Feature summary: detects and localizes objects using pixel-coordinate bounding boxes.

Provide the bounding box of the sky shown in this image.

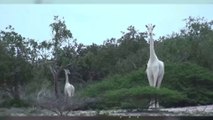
[0,4,213,45]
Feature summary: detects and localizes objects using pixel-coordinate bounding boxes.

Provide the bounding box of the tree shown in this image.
[47,16,78,98]
[0,25,32,100]
[157,16,213,70]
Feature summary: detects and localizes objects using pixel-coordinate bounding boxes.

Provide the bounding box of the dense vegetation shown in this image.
[81,63,213,109]
[0,16,212,109]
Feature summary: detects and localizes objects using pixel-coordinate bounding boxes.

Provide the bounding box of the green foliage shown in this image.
[0,25,33,100]
[80,63,213,109]
[1,16,213,110]
[104,87,186,108]
[82,68,147,97]
[163,62,213,106]
[157,17,213,70]
[0,99,29,108]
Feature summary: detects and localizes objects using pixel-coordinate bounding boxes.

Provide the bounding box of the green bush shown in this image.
[80,63,213,109]
[81,69,147,98]
[103,86,186,109]
[163,62,213,106]
[0,99,29,108]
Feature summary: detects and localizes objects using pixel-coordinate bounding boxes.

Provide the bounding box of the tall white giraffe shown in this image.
[145,24,164,109]
[64,69,75,97]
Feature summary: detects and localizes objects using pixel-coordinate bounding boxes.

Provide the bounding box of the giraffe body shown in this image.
[145,24,164,108]
[64,69,75,97]
[146,57,164,88]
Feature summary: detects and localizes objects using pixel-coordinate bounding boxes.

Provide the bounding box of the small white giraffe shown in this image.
[64,69,75,97]
[145,24,164,109]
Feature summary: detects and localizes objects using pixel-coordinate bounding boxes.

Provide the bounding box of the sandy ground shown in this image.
[161,105,213,113]
[159,104,213,116]
[0,105,212,116]
[71,105,213,116]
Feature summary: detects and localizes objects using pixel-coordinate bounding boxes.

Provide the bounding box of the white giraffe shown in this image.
[64,69,75,97]
[145,24,164,109]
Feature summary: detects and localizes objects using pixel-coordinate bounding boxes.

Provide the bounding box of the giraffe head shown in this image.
[64,69,70,75]
[145,24,155,36]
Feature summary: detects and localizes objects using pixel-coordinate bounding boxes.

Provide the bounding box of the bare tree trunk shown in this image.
[50,66,62,98]
[53,72,59,98]
[13,84,20,100]
[13,73,20,100]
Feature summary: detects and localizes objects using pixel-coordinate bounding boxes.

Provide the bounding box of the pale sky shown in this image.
[0,4,213,45]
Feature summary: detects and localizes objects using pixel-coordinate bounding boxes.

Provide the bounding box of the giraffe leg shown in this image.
[156,62,164,88]
[153,68,160,109]
[153,68,160,88]
[149,98,155,109]
[153,97,159,108]
[155,62,164,108]
[147,70,156,109]
[146,69,154,87]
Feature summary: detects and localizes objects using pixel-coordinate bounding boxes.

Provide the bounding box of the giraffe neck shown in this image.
[149,35,158,61]
[65,73,69,84]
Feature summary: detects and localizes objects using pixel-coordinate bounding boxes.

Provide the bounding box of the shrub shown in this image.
[0,99,29,108]
[80,63,213,109]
